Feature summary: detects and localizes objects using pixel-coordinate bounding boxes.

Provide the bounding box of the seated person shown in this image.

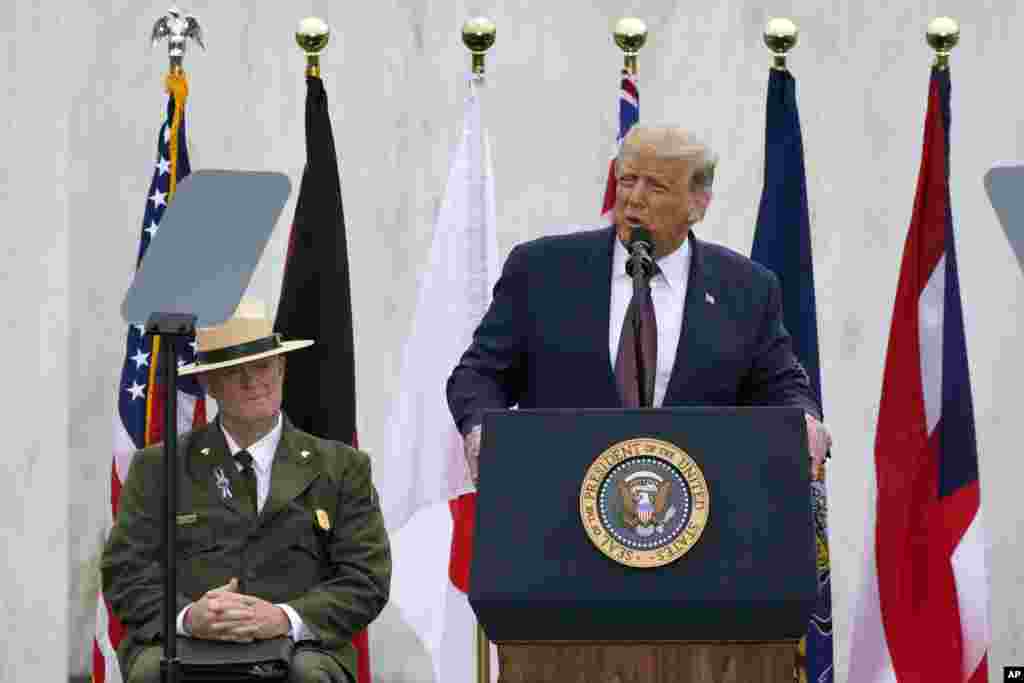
[102,300,390,683]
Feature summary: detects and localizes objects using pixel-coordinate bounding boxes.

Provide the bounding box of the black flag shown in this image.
[275,76,357,446]
[275,74,371,683]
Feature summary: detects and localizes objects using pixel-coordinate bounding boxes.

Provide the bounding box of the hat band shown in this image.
[197,334,282,367]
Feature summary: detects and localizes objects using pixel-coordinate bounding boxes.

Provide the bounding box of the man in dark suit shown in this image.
[447,125,831,479]
[102,300,390,683]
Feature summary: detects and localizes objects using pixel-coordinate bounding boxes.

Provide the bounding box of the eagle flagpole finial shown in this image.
[151,6,205,75]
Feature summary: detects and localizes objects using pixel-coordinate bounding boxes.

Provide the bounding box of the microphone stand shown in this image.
[625,230,655,409]
[145,312,197,683]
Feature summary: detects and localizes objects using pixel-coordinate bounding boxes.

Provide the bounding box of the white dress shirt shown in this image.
[178,413,312,641]
[221,414,282,515]
[609,237,691,407]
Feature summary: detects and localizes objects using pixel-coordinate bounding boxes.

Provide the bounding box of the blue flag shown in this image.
[751,68,833,683]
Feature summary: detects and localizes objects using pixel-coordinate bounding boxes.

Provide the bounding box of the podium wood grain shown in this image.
[496,642,797,683]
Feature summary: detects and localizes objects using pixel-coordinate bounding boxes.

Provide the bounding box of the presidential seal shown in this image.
[579,438,709,568]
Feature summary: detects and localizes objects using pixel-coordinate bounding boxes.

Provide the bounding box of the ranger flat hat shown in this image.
[178,298,313,376]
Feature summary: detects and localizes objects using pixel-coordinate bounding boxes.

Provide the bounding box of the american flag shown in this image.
[600,69,639,219]
[92,74,207,683]
[848,66,989,682]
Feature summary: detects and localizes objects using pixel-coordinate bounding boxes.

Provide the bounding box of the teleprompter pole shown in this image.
[146,312,197,683]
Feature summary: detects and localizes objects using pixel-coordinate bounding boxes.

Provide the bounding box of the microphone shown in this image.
[625,224,655,279]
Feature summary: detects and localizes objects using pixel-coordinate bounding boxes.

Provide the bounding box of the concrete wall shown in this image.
[2,0,1021,681]
[1,2,90,680]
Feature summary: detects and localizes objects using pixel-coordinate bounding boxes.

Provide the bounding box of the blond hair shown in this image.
[617,125,717,192]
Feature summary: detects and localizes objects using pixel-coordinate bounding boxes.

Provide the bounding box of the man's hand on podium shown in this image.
[463,425,482,486]
[804,413,832,482]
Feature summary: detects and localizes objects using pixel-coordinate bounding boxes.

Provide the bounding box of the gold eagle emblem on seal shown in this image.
[579,437,710,568]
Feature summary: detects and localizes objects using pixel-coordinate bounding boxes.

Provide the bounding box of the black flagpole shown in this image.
[147,312,196,683]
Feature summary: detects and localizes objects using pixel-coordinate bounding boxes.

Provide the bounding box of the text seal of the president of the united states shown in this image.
[579,437,710,568]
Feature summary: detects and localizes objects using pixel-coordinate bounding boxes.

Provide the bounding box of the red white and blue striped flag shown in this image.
[600,69,639,219]
[848,66,989,683]
[92,73,207,683]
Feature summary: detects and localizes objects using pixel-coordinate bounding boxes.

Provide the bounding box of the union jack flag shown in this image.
[92,74,207,683]
[600,69,639,219]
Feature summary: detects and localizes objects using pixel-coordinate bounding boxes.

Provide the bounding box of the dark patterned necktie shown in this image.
[234,450,258,517]
[615,270,659,408]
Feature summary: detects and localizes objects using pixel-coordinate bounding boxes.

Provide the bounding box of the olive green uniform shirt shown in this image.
[101,417,391,680]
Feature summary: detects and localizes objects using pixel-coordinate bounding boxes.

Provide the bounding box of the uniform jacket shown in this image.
[447,226,820,430]
[101,416,391,680]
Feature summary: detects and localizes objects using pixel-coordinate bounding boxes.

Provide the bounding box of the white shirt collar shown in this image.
[220,413,283,475]
[612,233,692,293]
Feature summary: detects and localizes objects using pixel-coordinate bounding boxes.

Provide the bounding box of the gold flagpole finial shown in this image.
[463,17,496,75]
[296,17,330,78]
[151,7,205,76]
[764,18,798,71]
[613,17,647,75]
[927,17,959,70]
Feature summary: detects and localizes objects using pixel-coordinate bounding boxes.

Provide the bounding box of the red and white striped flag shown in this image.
[848,65,989,683]
[376,73,499,682]
[92,73,208,683]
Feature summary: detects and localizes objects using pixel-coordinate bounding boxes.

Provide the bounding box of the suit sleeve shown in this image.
[287,449,391,642]
[739,269,821,418]
[447,243,530,434]
[101,450,192,642]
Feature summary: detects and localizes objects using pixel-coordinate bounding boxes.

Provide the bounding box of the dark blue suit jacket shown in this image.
[447,226,819,433]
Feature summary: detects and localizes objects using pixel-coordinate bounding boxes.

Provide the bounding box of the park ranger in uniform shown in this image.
[102,300,391,683]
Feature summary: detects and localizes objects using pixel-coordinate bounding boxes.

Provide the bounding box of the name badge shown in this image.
[315,509,331,531]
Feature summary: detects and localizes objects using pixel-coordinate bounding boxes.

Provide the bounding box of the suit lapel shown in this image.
[580,226,622,405]
[186,422,247,517]
[664,233,712,405]
[258,420,319,527]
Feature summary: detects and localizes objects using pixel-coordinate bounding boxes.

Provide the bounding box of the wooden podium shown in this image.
[469,408,815,683]
[496,642,795,683]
